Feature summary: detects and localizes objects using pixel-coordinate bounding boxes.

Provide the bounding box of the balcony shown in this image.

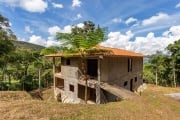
[78,76,98,88]
[55,66,61,73]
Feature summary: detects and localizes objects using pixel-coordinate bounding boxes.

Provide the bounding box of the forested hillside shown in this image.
[12,40,44,50]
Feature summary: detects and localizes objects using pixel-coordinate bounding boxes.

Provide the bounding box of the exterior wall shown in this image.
[55,57,83,103]
[54,56,143,103]
[100,57,143,91]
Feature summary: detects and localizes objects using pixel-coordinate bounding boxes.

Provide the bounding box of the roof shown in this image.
[45,45,144,57]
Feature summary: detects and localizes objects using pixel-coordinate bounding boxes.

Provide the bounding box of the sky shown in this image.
[0,0,180,55]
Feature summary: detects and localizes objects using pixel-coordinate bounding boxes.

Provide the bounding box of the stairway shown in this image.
[100,82,138,100]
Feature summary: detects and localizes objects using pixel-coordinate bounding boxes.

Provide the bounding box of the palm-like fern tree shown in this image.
[56,21,107,103]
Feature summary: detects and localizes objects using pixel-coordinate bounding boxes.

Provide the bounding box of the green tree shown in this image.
[56,21,107,103]
[167,40,180,87]
[143,52,172,86]
[0,14,16,89]
[33,60,43,90]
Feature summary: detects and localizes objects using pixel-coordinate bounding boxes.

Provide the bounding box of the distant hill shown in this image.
[12,41,45,50]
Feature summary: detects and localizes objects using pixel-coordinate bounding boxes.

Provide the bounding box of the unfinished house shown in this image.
[46,46,144,104]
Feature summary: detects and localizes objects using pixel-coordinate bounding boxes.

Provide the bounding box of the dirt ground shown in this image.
[0,85,180,120]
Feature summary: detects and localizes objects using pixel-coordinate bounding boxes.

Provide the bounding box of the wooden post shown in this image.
[85,78,88,104]
[53,57,56,99]
[96,58,101,104]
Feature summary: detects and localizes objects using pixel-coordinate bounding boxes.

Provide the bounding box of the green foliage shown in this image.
[56,21,107,55]
[0,14,15,56]
[143,63,155,84]
[0,40,15,55]
[144,40,180,87]
[40,46,62,55]
[167,39,180,86]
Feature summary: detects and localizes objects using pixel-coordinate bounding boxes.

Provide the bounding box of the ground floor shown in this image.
[54,77,138,104]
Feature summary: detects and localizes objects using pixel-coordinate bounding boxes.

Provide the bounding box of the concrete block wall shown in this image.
[100,57,143,91]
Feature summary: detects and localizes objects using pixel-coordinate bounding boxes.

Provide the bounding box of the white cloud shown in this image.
[46,36,60,47]
[25,26,33,33]
[63,25,72,33]
[48,26,61,36]
[101,25,180,55]
[52,2,63,8]
[142,13,169,26]
[162,25,180,37]
[29,35,46,46]
[45,23,84,47]
[0,0,48,13]
[26,35,60,47]
[101,31,134,50]
[130,12,180,35]
[175,3,180,8]
[73,13,82,20]
[72,0,81,7]
[48,25,71,36]
[77,23,84,28]
[9,22,12,27]
[112,18,122,23]
[125,17,138,25]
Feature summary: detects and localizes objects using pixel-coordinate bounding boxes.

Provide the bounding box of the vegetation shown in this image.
[143,40,180,87]
[0,14,53,91]
[0,84,179,120]
[12,40,44,50]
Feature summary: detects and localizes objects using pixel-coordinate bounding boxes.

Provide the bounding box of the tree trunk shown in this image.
[173,60,176,87]
[155,68,158,86]
[8,73,11,91]
[39,69,41,90]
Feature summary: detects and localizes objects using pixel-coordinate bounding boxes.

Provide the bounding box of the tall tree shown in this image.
[167,40,180,87]
[56,21,108,103]
[148,51,163,85]
[0,14,16,89]
[33,60,43,90]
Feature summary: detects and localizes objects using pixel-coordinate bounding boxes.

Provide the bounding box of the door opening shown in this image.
[87,59,98,79]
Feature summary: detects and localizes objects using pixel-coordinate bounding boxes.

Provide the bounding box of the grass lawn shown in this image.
[0,84,180,120]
